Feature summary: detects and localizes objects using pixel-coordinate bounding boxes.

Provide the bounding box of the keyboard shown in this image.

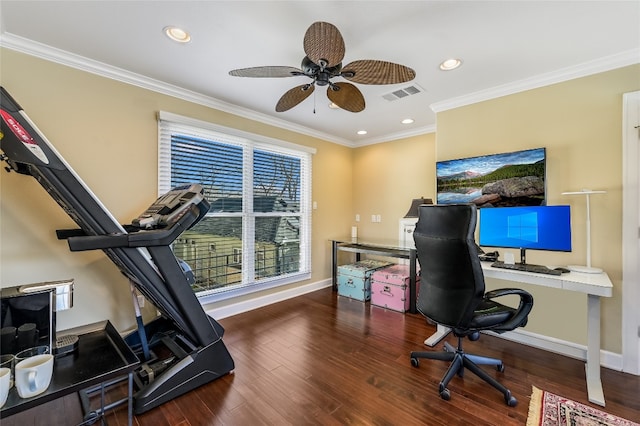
[490,261,561,276]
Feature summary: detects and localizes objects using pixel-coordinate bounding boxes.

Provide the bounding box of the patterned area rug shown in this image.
[527,386,639,426]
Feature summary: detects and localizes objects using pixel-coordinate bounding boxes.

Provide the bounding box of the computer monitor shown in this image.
[479,205,572,265]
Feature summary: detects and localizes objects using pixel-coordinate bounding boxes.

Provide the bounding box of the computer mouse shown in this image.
[554,267,571,274]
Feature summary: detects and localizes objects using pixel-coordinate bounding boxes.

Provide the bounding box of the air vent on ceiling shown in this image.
[382,84,424,102]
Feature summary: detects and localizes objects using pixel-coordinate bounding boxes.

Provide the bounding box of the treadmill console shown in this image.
[133,184,207,229]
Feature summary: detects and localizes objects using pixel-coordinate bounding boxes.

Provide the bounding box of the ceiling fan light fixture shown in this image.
[402,118,414,124]
[229,21,415,113]
[164,26,191,43]
[439,58,462,71]
[328,102,340,109]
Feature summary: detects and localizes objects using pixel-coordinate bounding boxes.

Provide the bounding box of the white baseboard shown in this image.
[488,328,623,371]
[205,280,623,372]
[205,279,332,320]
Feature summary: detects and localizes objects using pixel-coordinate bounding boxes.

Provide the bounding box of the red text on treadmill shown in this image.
[0,109,36,145]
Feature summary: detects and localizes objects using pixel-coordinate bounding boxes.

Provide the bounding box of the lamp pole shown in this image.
[562,189,606,273]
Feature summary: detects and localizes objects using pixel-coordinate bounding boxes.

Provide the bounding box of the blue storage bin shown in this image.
[337,260,393,302]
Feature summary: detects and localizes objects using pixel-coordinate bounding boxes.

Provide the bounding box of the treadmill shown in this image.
[0,87,234,414]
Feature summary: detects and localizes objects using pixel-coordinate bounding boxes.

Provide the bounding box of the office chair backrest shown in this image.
[413,204,485,329]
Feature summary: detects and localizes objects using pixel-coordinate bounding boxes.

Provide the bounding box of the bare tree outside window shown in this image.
[168,135,305,295]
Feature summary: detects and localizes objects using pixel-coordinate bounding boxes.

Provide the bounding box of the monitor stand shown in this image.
[517,248,551,270]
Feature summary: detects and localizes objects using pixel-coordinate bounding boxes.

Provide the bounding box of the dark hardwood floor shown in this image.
[5,287,640,425]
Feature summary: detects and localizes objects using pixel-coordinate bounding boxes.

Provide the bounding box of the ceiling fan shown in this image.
[229,21,416,113]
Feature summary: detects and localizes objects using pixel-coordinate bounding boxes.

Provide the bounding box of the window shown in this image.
[158,112,314,302]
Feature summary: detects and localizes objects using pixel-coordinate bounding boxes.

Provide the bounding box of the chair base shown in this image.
[410,341,518,406]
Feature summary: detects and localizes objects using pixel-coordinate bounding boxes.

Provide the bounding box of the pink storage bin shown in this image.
[371,264,420,313]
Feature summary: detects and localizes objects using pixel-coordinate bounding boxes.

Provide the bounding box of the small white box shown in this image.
[504,252,515,265]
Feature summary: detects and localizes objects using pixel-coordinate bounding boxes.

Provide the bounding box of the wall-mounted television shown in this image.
[436,147,546,207]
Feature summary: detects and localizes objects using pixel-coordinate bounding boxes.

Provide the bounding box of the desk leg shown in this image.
[409,248,417,314]
[424,324,451,347]
[586,294,605,406]
[331,240,338,291]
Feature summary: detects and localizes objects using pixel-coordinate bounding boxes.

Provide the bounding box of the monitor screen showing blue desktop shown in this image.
[479,205,572,252]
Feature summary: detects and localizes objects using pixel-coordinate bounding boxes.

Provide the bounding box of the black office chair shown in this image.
[409,204,533,406]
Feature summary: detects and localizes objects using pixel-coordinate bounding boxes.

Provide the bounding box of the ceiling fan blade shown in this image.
[327,82,365,113]
[341,60,416,85]
[276,84,315,112]
[303,22,345,68]
[229,66,303,78]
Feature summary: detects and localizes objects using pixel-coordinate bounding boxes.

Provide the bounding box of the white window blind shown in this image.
[158,112,313,302]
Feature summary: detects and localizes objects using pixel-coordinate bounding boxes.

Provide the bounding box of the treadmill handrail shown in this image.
[66,204,201,252]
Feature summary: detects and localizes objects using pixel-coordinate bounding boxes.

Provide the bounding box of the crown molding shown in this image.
[3,32,637,147]
[355,124,436,147]
[430,49,640,113]
[0,32,357,147]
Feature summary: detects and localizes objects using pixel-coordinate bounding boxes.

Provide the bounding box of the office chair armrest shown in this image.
[483,288,534,332]
[484,288,531,300]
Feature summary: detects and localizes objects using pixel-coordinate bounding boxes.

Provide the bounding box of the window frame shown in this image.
[158,111,314,303]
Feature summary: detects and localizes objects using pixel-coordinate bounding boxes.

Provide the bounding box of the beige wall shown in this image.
[350,65,639,353]
[437,65,640,352]
[2,47,638,354]
[351,134,436,240]
[0,49,353,332]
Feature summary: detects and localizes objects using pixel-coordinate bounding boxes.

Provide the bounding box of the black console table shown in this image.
[1,320,139,425]
[331,238,418,313]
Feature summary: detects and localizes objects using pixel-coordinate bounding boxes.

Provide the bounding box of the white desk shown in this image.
[423,263,613,406]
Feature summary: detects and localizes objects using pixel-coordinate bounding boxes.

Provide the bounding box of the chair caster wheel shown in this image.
[410,357,419,367]
[439,388,451,400]
[504,391,517,406]
[496,363,505,372]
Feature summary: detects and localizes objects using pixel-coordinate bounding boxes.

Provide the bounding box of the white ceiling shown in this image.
[1,1,638,146]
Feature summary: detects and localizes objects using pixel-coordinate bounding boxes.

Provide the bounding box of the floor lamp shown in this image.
[562,189,606,274]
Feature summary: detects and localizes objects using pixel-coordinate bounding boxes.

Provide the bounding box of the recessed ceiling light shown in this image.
[439,58,462,71]
[357,130,367,135]
[402,118,414,124]
[164,26,191,43]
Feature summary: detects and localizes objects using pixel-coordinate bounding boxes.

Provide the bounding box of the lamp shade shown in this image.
[404,197,433,218]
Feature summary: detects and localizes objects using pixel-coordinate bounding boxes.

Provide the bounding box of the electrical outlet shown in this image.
[355,214,360,222]
[376,214,381,222]
[371,214,376,223]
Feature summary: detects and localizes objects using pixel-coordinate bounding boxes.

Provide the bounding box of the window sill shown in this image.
[196,271,312,305]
